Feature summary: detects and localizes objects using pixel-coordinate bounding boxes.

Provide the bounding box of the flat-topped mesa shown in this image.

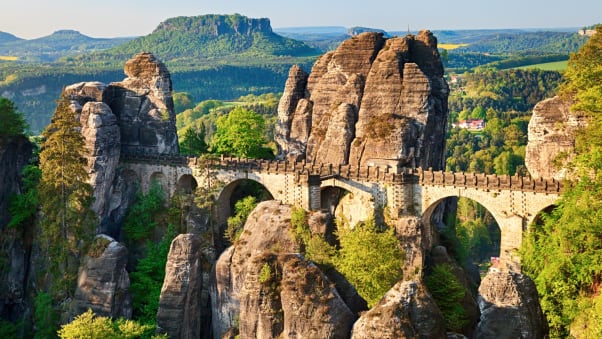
[275,30,448,170]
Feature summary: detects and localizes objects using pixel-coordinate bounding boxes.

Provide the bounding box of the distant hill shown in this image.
[75,14,319,67]
[0,30,133,62]
[275,26,388,52]
[455,31,587,54]
[0,14,320,133]
[0,31,22,44]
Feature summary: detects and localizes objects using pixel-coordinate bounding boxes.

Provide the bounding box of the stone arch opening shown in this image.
[176,174,198,194]
[215,179,274,247]
[149,172,167,194]
[422,195,503,336]
[423,196,502,275]
[320,180,374,227]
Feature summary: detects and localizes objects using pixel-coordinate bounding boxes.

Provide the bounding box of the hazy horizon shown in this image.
[3,0,601,39]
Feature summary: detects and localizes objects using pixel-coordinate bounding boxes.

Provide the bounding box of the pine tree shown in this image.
[0,97,27,140]
[38,95,94,298]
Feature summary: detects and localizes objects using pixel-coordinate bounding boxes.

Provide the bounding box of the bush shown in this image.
[58,309,162,339]
[425,264,469,332]
[225,196,257,243]
[333,219,403,307]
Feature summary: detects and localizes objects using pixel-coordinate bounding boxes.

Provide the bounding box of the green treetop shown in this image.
[211,106,272,158]
[0,97,27,140]
[38,94,94,298]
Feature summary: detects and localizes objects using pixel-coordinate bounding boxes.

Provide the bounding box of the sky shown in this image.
[2,0,601,39]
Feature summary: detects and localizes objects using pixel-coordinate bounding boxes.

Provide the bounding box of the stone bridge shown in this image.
[120,153,563,272]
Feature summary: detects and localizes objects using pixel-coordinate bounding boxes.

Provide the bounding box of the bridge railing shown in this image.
[418,168,563,194]
[119,152,563,194]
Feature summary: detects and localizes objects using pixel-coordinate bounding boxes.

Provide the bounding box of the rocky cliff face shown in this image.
[73,235,132,319]
[476,271,548,339]
[351,281,446,339]
[0,136,32,321]
[211,201,356,339]
[525,96,587,179]
[62,52,179,235]
[276,31,448,169]
[0,136,33,231]
[156,234,207,339]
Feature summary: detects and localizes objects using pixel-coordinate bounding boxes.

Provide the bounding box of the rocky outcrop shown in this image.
[0,135,32,321]
[276,31,448,170]
[108,52,179,155]
[211,201,356,339]
[61,53,179,235]
[351,281,446,339]
[475,271,548,339]
[525,96,587,179]
[156,234,206,339]
[73,235,132,319]
[0,135,33,231]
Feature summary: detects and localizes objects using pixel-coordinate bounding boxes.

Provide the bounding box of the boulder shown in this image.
[525,96,587,179]
[276,31,448,170]
[475,271,548,339]
[156,234,206,339]
[73,235,132,319]
[351,280,446,339]
[211,200,356,339]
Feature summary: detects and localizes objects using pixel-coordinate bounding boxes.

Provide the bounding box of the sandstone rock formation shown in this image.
[61,52,179,235]
[525,96,587,179]
[351,281,446,339]
[73,235,132,319]
[0,135,32,321]
[475,271,548,339]
[0,135,32,231]
[211,200,356,338]
[156,234,206,339]
[276,31,448,170]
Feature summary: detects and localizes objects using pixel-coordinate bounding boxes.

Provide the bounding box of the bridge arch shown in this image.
[215,178,275,227]
[320,178,376,227]
[177,174,198,194]
[149,171,167,194]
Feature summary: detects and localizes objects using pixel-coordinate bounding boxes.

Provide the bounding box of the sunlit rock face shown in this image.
[525,96,587,179]
[211,201,356,339]
[276,31,448,170]
[73,235,132,319]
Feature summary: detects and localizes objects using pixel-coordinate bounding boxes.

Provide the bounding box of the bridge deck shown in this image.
[120,152,564,194]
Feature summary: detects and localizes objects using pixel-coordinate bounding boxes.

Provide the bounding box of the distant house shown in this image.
[452,119,485,130]
[579,29,596,37]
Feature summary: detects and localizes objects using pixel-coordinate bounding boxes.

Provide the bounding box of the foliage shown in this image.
[0,97,27,139]
[173,92,195,114]
[38,94,94,298]
[123,181,165,241]
[129,224,177,325]
[446,68,560,175]
[259,263,272,284]
[57,309,161,339]
[0,319,19,338]
[225,196,258,244]
[333,218,403,307]
[8,164,41,228]
[179,125,208,156]
[521,26,602,338]
[290,208,336,266]
[425,264,469,332]
[211,107,272,158]
[34,292,57,339]
[457,31,587,55]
